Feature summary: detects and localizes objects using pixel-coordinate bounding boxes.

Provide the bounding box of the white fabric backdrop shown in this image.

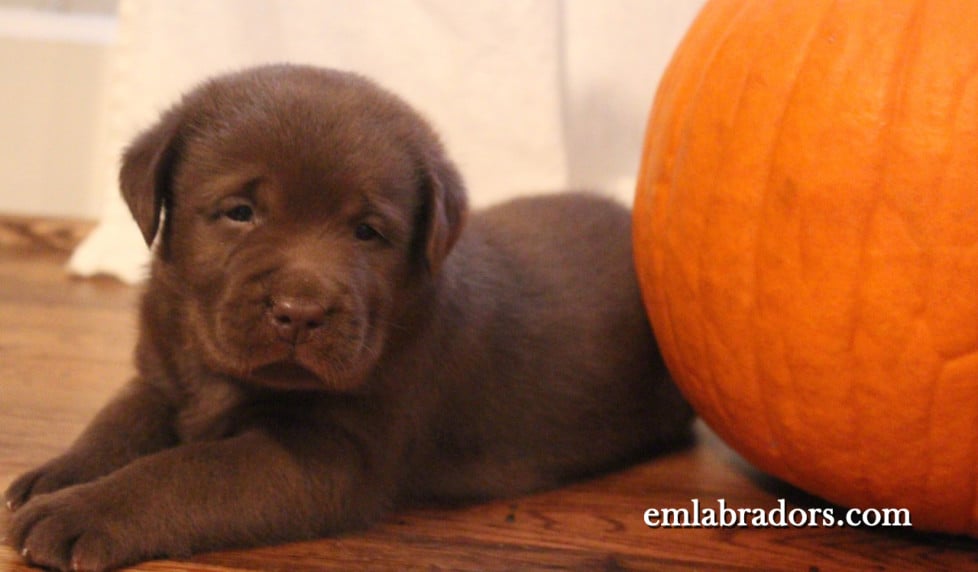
[68,0,705,283]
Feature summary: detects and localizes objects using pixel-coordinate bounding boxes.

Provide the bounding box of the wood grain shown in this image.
[1,216,976,571]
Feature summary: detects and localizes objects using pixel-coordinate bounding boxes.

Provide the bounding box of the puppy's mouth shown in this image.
[249,360,328,391]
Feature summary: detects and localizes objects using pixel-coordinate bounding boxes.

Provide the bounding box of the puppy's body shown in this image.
[410,194,691,500]
[6,65,692,571]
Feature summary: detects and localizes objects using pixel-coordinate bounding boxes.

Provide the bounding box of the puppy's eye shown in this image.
[355,223,380,241]
[224,205,255,223]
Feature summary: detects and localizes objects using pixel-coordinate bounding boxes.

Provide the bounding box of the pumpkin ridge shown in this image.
[645,0,757,434]
[971,393,978,534]
[688,0,768,441]
[849,0,929,509]
[746,0,838,487]
[956,353,978,534]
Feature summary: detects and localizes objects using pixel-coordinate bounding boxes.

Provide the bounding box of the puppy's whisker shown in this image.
[374,317,409,332]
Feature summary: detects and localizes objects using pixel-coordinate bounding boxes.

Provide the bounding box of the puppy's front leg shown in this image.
[5,380,177,510]
[9,426,381,572]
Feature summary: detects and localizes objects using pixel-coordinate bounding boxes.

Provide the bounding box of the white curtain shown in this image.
[68,0,705,283]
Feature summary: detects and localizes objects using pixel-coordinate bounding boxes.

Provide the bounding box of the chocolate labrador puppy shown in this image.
[5,64,692,571]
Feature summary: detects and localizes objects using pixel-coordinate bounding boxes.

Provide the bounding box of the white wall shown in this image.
[0,1,704,224]
[0,7,114,219]
[563,0,706,196]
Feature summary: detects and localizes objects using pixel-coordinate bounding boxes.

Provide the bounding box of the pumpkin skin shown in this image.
[633,0,978,536]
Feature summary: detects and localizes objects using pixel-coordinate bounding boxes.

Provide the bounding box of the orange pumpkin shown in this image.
[633,0,978,536]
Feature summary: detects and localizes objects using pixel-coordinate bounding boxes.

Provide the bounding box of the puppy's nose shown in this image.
[269,298,327,344]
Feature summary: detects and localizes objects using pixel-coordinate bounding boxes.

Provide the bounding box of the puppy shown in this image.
[5,64,693,571]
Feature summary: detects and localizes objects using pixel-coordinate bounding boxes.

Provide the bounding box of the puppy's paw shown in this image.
[5,455,93,511]
[8,483,137,572]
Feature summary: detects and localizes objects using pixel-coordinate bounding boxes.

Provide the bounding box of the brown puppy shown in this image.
[5,64,693,571]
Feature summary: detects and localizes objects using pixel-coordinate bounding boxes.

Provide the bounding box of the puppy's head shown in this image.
[121,65,467,391]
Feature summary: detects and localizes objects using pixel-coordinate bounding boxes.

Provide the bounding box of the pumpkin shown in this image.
[633,0,978,536]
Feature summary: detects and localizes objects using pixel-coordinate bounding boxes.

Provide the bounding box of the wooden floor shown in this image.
[0,215,976,571]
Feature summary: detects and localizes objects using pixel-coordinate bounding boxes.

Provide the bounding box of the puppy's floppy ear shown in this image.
[418,151,468,275]
[119,107,185,247]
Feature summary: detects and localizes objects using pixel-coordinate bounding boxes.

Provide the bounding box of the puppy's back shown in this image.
[416,192,692,499]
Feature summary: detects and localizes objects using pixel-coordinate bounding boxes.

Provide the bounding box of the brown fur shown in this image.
[5,64,692,571]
